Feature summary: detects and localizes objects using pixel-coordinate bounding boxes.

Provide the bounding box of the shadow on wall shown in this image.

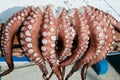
[0,6,25,23]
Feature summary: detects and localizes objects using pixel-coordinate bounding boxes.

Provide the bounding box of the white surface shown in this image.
[1,63,120,80]
[0,0,120,22]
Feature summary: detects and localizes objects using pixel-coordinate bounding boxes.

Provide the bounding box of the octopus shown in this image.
[0,5,120,80]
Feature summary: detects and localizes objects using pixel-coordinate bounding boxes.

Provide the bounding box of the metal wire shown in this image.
[104,0,120,18]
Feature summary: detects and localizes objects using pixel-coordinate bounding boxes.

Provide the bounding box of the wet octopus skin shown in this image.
[0,5,120,80]
[81,22,116,80]
[20,7,48,79]
[47,8,76,79]
[65,6,107,80]
[60,9,90,67]
[79,8,116,80]
[85,6,116,66]
[80,20,116,80]
[65,16,107,80]
[88,6,120,32]
[0,6,32,77]
[65,6,117,80]
[59,8,76,77]
[41,5,63,80]
[58,8,74,61]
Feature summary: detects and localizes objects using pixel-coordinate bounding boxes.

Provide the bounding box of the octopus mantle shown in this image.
[0,5,120,80]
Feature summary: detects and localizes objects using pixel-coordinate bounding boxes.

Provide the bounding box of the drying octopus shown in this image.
[0,5,120,80]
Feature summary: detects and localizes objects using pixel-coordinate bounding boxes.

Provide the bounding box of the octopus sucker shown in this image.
[1,23,5,53]
[71,9,90,63]
[80,27,108,80]
[86,5,120,32]
[0,5,120,80]
[60,9,89,67]
[65,6,118,80]
[58,8,73,61]
[65,10,107,80]
[106,13,120,32]
[20,7,48,79]
[0,6,32,77]
[41,5,63,80]
[51,8,75,78]
[83,20,116,80]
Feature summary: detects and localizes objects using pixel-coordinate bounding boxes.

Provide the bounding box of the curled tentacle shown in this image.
[48,8,76,79]
[57,8,75,78]
[71,9,90,63]
[60,9,89,67]
[58,8,74,61]
[87,7,116,71]
[86,6,120,32]
[0,23,5,56]
[0,7,32,77]
[107,14,120,32]
[79,6,116,80]
[0,5,119,80]
[20,7,48,79]
[65,7,107,80]
[41,5,63,80]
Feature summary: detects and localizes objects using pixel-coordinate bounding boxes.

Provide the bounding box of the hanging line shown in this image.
[104,0,120,18]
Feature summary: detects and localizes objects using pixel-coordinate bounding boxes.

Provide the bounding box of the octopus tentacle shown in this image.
[20,7,48,79]
[58,8,74,61]
[88,23,115,68]
[86,5,120,32]
[60,9,89,67]
[71,9,90,63]
[41,5,63,80]
[107,14,120,32]
[78,6,116,80]
[1,23,5,55]
[0,5,120,80]
[0,7,32,77]
[48,8,76,78]
[81,64,88,80]
[58,8,75,78]
[86,9,116,71]
[65,8,107,80]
